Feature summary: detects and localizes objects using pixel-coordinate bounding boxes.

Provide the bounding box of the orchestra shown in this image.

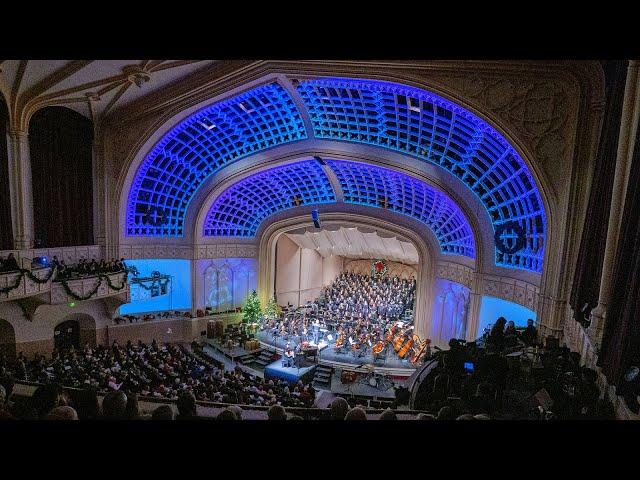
[259,272,431,365]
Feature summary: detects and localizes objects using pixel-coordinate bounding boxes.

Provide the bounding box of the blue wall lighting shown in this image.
[119,259,192,315]
[477,295,537,337]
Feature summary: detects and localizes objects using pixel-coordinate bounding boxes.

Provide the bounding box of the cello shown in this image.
[385,324,398,343]
[393,327,408,353]
[398,335,414,359]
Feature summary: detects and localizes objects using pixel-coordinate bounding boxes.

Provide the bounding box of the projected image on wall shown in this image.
[200,258,257,313]
[120,259,192,315]
[431,279,470,347]
[477,296,537,337]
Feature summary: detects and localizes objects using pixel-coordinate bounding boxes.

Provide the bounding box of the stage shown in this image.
[264,359,316,384]
[255,329,416,371]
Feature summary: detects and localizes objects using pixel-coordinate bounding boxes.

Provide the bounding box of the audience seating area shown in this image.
[0,318,616,420]
[411,330,614,420]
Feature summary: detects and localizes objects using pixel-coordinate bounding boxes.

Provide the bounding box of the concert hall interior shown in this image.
[1,59,639,422]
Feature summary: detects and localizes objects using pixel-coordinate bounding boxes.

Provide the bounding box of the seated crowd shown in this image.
[52,257,127,280]
[321,271,416,322]
[262,272,417,350]
[2,340,315,412]
[412,319,612,420]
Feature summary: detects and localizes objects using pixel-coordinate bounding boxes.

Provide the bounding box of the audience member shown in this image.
[329,397,349,420]
[379,408,398,421]
[151,405,174,421]
[216,408,237,420]
[344,407,368,420]
[436,406,456,420]
[102,391,127,419]
[267,404,287,420]
[46,406,79,421]
[520,319,539,347]
[176,392,198,420]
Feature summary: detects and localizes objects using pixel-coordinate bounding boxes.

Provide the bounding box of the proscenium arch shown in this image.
[201,158,476,260]
[122,74,548,274]
[257,212,436,341]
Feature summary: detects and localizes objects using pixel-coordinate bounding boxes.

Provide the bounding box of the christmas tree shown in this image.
[264,296,282,319]
[243,290,262,324]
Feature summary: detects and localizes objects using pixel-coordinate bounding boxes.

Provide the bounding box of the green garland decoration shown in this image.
[0,265,128,301]
[60,277,103,301]
[61,272,129,301]
[0,272,23,294]
[0,266,57,295]
[102,272,128,291]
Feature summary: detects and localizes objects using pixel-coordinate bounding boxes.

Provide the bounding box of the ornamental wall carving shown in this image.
[118,244,257,260]
[480,273,540,312]
[435,261,474,289]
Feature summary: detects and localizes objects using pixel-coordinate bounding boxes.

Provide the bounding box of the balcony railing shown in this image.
[0,269,128,304]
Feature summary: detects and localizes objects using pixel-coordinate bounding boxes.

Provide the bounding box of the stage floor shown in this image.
[264,359,315,384]
[256,330,415,370]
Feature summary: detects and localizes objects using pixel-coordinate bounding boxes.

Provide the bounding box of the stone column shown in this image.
[92,135,106,248]
[6,129,34,250]
[588,61,640,348]
[465,273,483,341]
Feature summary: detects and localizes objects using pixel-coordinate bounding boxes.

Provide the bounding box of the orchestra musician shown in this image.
[283,342,295,368]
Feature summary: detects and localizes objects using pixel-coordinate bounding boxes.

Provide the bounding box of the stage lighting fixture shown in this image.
[311,209,321,228]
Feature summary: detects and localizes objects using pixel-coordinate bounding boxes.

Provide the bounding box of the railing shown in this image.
[0,269,128,304]
[0,267,54,301]
[50,271,129,304]
[0,245,104,268]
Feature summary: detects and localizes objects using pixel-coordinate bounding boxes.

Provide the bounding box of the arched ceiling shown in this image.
[284,227,420,265]
[202,158,475,260]
[124,76,546,273]
[203,160,335,237]
[0,60,216,122]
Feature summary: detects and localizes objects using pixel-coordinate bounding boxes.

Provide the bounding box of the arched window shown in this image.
[29,107,94,248]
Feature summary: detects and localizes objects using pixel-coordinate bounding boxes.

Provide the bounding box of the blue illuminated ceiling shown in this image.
[326,160,475,258]
[293,78,545,273]
[127,82,307,236]
[127,76,546,273]
[202,159,476,259]
[203,161,335,237]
